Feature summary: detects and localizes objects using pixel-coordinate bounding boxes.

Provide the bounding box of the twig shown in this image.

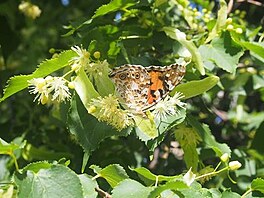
[237,0,264,7]
[95,187,112,198]
[227,0,234,14]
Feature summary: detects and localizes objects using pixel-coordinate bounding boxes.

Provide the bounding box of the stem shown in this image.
[241,188,252,198]
[214,161,222,172]
[155,176,159,187]
[227,171,237,184]
[62,70,74,78]
[92,174,101,180]
[10,153,19,171]
[195,167,229,180]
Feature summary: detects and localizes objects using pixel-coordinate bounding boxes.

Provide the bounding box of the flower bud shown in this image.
[235,28,243,34]
[220,153,229,162]
[226,24,234,31]
[183,168,196,186]
[93,51,101,59]
[226,18,232,24]
[229,161,242,171]
[68,82,75,89]
[88,105,97,114]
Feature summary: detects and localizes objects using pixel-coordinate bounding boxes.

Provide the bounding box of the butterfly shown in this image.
[109,64,186,113]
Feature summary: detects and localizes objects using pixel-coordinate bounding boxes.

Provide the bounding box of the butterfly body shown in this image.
[109,64,185,113]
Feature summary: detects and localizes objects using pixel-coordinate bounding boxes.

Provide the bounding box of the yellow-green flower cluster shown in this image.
[151,92,186,120]
[70,46,110,78]
[28,76,71,105]
[70,46,91,72]
[225,17,243,34]
[88,94,132,131]
[18,1,41,19]
[178,4,214,32]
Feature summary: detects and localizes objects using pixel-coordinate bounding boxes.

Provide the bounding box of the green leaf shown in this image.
[134,115,158,141]
[22,161,52,173]
[240,42,264,63]
[0,139,20,154]
[231,32,264,63]
[253,75,264,90]
[78,174,98,198]
[14,163,83,198]
[91,164,129,188]
[187,115,231,157]
[173,76,219,99]
[148,180,188,198]
[251,122,264,154]
[93,72,115,96]
[156,108,186,134]
[174,124,201,171]
[74,68,100,106]
[131,167,179,186]
[163,27,205,75]
[89,165,102,174]
[221,190,241,198]
[251,178,264,194]
[0,50,76,103]
[23,143,72,161]
[111,179,152,198]
[67,94,130,155]
[199,32,244,73]
[205,0,227,43]
[92,0,138,19]
[178,182,213,198]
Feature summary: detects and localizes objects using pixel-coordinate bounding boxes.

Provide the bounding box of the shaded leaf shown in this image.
[67,94,130,155]
[187,115,231,156]
[251,122,264,154]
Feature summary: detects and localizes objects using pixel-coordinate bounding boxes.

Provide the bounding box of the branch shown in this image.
[237,0,264,7]
[95,187,112,198]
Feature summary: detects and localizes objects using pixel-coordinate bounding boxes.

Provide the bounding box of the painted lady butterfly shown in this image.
[109,64,186,113]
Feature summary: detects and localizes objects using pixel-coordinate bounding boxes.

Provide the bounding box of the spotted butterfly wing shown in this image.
[109,64,185,113]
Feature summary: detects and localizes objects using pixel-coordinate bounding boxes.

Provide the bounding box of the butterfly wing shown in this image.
[143,64,185,111]
[109,64,151,112]
[109,63,186,113]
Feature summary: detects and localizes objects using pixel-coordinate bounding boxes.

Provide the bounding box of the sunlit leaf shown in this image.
[78,174,98,198]
[199,32,243,73]
[148,180,188,198]
[131,167,179,186]
[112,179,152,198]
[14,163,83,198]
[172,76,219,99]
[251,178,264,194]
[91,164,129,188]
[0,50,76,103]
[163,27,205,75]
[92,0,138,19]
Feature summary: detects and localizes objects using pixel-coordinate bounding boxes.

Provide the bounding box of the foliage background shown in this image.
[1,0,264,197]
